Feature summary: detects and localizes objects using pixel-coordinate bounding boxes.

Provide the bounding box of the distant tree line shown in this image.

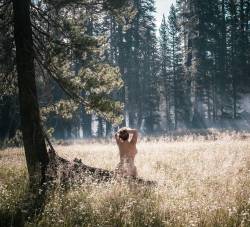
[0,0,250,142]
[159,0,250,131]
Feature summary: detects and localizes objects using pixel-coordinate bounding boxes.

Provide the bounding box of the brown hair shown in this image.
[119,129,129,141]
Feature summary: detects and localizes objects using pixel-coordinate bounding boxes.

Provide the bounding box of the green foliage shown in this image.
[41,100,78,121]
[159,6,185,130]
[0,0,134,141]
[108,0,160,132]
[1,0,250,140]
[30,0,132,127]
[44,62,124,124]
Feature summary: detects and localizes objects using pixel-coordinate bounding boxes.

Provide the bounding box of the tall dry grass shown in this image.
[1,132,250,226]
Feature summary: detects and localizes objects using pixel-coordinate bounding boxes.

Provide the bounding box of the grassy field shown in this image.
[1,132,250,226]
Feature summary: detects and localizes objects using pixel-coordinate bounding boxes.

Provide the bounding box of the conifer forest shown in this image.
[0,0,250,226]
[1,0,249,141]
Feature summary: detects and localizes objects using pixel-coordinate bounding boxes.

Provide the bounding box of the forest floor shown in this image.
[1,131,250,226]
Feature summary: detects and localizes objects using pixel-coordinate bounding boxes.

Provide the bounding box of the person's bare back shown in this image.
[115,127,138,177]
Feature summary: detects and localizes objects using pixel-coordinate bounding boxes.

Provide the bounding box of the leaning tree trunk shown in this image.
[13,0,49,189]
[11,2,156,224]
[12,0,155,187]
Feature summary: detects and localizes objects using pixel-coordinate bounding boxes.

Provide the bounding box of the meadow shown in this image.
[1,131,250,226]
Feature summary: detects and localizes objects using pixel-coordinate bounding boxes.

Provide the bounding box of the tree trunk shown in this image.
[82,110,92,138]
[13,0,49,188]
[11,1,156,223]
[97,117,104,137]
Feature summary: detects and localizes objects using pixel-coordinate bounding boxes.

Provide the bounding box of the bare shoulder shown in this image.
[130,129,138,144]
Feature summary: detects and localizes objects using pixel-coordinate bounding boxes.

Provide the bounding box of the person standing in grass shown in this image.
[115,127,138,177]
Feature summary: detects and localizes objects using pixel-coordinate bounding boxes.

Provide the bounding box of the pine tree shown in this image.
[140,0,160,133]
[178,0,221,128]
[104,0,160,133]
[0,1,134,218]
[227,0,241,118]
[159,15,172,131]
[167,4,185,129]
[210,0,232,121]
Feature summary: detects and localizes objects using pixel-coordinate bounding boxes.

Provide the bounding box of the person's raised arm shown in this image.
[127,128,138,144]
[115,132,121,144]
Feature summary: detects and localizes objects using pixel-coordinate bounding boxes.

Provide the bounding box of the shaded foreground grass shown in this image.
[1,133,250,226]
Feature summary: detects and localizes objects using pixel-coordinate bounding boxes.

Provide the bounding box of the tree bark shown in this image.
[48,152,156,187]
[13,0,49,188]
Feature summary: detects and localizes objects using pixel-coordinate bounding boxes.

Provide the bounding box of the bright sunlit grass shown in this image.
[1,131,250,226]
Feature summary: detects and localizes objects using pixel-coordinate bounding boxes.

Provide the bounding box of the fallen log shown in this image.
[47,148,156,187]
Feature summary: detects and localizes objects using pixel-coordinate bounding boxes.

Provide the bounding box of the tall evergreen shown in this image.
[106,0,160,133]
[167,5,186,129]
[140,0,160,133]
[159,15,172,130]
